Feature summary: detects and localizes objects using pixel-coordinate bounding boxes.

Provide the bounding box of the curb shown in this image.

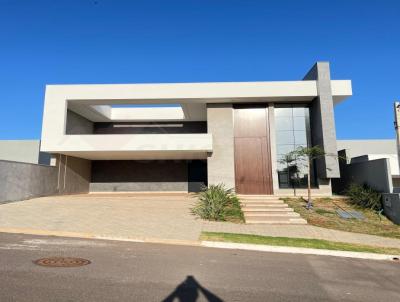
[1,228,398,261]
[201,241,400,261]
[0,228,200,247]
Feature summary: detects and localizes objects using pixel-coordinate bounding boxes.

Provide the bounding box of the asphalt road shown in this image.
[0,233,399,302]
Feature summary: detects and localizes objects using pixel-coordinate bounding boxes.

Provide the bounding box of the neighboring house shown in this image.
[335,139,400,224]
[337,139,399,175]
[0,140,50,165]
[336,139,400,191]
[40,62,352,195]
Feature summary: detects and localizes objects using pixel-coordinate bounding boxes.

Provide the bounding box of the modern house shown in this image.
[40,62,352,196]
[334,139,400,194]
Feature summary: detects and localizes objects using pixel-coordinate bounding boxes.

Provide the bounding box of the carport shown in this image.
[90,159,207,193]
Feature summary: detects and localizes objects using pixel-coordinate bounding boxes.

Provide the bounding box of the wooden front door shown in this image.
[234,106,273,195]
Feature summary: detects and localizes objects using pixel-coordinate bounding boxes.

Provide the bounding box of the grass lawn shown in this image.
[284,197,400,239]
[201,232,400,255]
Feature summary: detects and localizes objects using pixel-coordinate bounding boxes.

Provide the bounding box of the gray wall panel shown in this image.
[206,104,235,189]
[90,182,188,192]
[332,150,393,193]
[90,160,188,192]
[66,110,94,134]
[94,122,207,134]
[0,155,92,203]
[58,155,92,194]
[304,62,340,178]
[0,160,58,203]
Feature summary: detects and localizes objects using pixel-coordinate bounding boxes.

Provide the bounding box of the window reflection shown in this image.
[275,105,316,189]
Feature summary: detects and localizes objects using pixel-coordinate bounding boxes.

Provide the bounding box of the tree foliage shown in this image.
[284,145,338,209]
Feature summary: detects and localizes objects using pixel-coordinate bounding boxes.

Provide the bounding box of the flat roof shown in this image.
[47,80,352,122]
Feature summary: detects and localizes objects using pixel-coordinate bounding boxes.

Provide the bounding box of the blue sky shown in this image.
[0,0,399,140]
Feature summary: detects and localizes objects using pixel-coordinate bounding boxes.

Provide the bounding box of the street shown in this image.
[0,232,399,302]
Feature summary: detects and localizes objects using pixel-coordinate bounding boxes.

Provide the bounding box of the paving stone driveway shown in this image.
[0,193,203,241]
[1,193,400,249]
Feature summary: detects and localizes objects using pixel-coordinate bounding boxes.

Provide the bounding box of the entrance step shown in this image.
[241,200,285,205]
[238,195,282,200]
[242,208,294,213]
[243,206,288,211]
[244,212,300,218]
[239,195,307,225]
[246,217,307,224]
[242,202,287,207]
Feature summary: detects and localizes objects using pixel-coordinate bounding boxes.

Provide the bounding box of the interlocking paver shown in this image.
[1,193,400,249]
[0,194,202,241]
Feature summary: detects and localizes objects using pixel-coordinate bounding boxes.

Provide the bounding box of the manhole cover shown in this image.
[33,257,91,267]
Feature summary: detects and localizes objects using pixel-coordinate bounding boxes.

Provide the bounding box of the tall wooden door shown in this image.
[234,106,273,194]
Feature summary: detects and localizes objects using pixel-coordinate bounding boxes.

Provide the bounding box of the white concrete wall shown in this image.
[41,80,351,158]
[41,134,212,160]
[337,139,399,175]
[0,140,50,165]
[337,139,397,158]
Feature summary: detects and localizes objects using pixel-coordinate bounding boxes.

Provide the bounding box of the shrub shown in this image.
[192,184,244,222]
[345,183,382,211]
[223,194,244,222]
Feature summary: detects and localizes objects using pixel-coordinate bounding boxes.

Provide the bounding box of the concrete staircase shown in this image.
[239,195,307,225]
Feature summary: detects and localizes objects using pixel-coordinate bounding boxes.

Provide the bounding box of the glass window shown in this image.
[293,117,306,131]
[276,144,295,156]
[276,131,295,145]
[274,107,292,117]
[276,161,289,171]
[274,105,316,189]
[275,117,293,131]
[278,172,289,187]
[292,107,306,117]
[294,131,307,145]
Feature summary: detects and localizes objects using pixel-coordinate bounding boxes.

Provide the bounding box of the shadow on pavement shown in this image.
[162,275,223,302]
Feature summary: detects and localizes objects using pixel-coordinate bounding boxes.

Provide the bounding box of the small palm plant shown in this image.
[192,183,243,221]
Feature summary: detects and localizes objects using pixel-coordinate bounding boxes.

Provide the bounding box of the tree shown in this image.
[287,146,339,210]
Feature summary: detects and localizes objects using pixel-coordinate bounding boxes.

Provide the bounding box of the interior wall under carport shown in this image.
[57,155,92,194]
[89,160,207,193]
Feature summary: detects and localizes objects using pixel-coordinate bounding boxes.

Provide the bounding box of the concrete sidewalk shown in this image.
[1,193,400,249]
[201,222,400,249]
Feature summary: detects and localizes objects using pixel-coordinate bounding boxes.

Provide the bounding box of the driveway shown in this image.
[0,193,203,241]
[2,193,400,249]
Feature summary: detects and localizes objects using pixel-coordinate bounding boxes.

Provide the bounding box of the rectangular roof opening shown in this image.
[111,103,182,108]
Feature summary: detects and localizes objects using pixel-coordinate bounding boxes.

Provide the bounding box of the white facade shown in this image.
[40,62,352,195]
[41,80,352,160]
